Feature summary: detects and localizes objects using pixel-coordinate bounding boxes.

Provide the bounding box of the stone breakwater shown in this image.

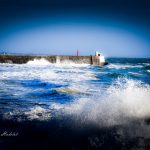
[0,55,107,66]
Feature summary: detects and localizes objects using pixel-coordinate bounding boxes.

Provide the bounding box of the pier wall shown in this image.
[0,55,106,66]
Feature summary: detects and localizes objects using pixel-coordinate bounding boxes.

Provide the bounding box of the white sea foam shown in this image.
[0,59,94,85]
[107,64,143,69]
[1,69,57,82]
[50,78,150,126]
[24,106,51,120]
[55,60,90,68]
[3,106,51,121]
[26,58,51,66]
[128,72,143,76]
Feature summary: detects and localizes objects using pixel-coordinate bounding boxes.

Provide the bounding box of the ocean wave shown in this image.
[106,72,124,77]
[26,58,90,68]
[49,78,150,126]
[24,106,51,120]
[0,61,96,85]
[107,63,143,69]
[2,76,150,138]
[3,106,51,121]
[128,72,143,76]
[0,69,57,82]
[144,64,150,70]
[1,59,150,130]
[55,60,90,68]
[26,58,51,66]
[53,86,91,95]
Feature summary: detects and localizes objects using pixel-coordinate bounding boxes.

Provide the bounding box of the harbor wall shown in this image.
[0,55,106,66]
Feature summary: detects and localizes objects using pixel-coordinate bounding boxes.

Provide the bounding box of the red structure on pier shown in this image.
[77,50,79,56]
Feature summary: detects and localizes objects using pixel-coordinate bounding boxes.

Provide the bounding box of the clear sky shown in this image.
[0,0,150,57]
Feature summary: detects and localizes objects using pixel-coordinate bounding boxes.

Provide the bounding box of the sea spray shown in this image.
[26,58,51,66]
[50,78,150,126]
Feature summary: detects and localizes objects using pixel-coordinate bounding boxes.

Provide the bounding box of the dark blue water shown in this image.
[0,58,150,150]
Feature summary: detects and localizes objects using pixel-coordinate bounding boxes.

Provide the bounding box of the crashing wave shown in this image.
[50,78,150,126]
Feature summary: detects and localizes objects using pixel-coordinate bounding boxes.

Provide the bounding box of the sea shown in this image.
[0,58,150,150]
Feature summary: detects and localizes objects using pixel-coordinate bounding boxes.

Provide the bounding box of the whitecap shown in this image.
[26,58,51,66]
[24,106,51,120]
[107,64,143,69]
[49,78,150,126]
[128,72,143,76]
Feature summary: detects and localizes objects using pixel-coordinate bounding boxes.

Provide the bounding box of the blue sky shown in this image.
[0,0,150,57]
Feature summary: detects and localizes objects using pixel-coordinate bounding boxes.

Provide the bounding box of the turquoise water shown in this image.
[0,58,150,149]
